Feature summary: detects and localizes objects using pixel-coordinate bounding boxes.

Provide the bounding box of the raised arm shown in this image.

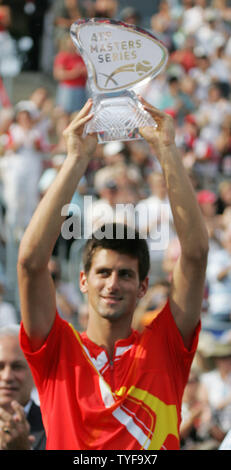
[139,98,209,348]
[17,99,97,350]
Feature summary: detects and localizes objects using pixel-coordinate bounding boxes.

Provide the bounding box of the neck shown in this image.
[86,313,132,360]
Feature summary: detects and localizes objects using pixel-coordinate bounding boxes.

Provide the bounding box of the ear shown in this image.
[137,276,149,299]
[79,271,88,294]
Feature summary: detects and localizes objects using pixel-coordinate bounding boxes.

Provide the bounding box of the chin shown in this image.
[100,309,125,322]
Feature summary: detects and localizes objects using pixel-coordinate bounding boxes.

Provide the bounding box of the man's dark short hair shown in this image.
[82,223,150,282]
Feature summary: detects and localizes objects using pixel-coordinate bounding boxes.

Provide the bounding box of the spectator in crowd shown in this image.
[150,0,177,50]
[48,256,81,326]
[52,0,83,49]
[50,110,71,156]
[87,164,136,233]
[179,0,205,36]
[0,325,46,449]
[200,339,231,439]
[215,116,231,178]
[195,8,226,57]
[126,140,155,183]
[209,44,231,85]
[162,236,181,281]
[219,207,231,235]
[0,107,14,153]
[170,35,197,73]
[101,144,143,204]
[180,366,225,449]
[0,282,17,328]
[53,33,88,114]
[197,190,222,250]
[216,180,231,215]
[0,0,19,100]
[0,0,10,33]
[0,100,45,236]
[176,113,199,155]
[119,6,141,26]
[189,53,213,103]
[132,278,171,331]
[93,0,118,18]
[206,227,231,320]
[158,74,196,125]
[77,301,88,332]
[196,82,231,144]
[102,141,127,167]
[29,87,54,149]
[136,171,176,285]
[180,367,209,449]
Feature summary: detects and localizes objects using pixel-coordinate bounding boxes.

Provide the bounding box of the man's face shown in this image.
[80,248,148,323]
[0,336,33,411]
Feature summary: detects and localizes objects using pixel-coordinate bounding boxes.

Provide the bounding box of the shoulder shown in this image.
[20,312,73,356]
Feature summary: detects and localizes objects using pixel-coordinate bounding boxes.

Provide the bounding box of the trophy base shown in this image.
[83,91,157,143]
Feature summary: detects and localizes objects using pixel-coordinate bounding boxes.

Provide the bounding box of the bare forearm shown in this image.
[18,155,89,271]
[17,100,96,344]
[140,100,208,343]
[157,143,208,258]
[139,98,208,259]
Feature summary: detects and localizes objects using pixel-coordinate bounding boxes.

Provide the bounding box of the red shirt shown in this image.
[20,300,200,450]
[54,52,87,87]
[170,50,197,73]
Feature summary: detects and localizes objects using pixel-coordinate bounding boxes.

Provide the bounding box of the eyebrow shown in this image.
[95,267,136,276]
[118,268,136,276]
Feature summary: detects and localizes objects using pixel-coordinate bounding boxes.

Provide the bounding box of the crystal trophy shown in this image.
[70,18,168,143]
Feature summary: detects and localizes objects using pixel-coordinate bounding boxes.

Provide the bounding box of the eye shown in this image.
[12,362,26,371]
[119,270,134,279]
[97,269,111,277]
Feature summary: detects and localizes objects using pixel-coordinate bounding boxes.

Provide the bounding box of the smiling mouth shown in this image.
[0,387,18,393]
[101,296,123,304]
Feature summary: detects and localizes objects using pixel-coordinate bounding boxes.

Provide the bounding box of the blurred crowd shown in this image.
[0,0,231,450]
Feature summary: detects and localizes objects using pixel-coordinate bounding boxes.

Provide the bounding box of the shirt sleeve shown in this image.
[19,313,67,395]
[164,299,200,354]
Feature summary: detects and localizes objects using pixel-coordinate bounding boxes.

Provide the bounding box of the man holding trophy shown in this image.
[17,20,208,450]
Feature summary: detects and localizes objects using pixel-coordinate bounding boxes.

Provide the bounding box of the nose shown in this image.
[106,271,120,292]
